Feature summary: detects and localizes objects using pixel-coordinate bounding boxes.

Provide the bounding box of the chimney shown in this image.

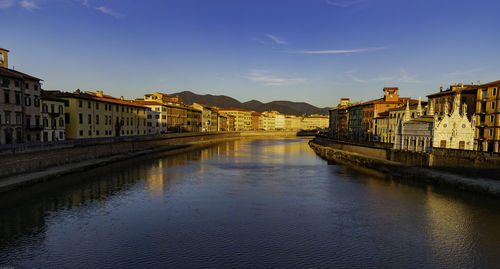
[0,48,9,68]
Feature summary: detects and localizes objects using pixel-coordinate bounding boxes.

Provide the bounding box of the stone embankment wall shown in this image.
[0,133,238,179]
[309,139,500,198]
[0,131,300,180]
[314,136,500,175]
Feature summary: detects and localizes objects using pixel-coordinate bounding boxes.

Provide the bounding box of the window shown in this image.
[489,129,494,137]
[96,115,99,125]
[96,130,100,136]
[88,102,91,108]
[493,88,497,96]
[35,116,40,127]
[4,111,10,124]
[15,113,21,124]
[79,100,82,108]
[25,83,29,89]
[491,115,495,123]
[58,105,63,114]
[492,102,496,110]
[42,104,48,113]
[88,114,91,124]
[34,85,38,91]
[79,130,83,136]
[96,103,99,110]
[79,113,83,124]
[25,95,31,106]
[59,118,64,127]
[15,92,21,105]
[4,90,10,104]
[50,104,55,114]
[43,117,48,127]
[440,140,447,148]
[34,96,40,107]
[65,113,70,124]
[88,130,91,136]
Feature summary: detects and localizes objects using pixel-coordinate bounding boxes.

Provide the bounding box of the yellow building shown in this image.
[259,114,276,131]
[218,108,252,131]
[40,92,66,141]
[46,90,147,139]
[474,80,500,152]
[301,115,329,130]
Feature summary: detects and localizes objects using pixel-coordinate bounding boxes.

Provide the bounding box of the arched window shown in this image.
[58,105,63,114]
[42,104,48,113]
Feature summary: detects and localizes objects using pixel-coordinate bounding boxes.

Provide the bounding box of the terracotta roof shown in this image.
[46,90,146,108]
[478,80,500,88]
[0,67,41,81]
[134,100,165,106]
[219,107,252,112]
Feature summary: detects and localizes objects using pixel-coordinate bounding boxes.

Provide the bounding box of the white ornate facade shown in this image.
[394,94,475,152]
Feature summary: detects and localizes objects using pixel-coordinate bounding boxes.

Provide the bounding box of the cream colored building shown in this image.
[262,111,285,130]
[134,100,168,135]
[0,48,43,144]
[300,115,329,130]
[218,108,252,131]
[259,114,276,131]
[40,94,66,141]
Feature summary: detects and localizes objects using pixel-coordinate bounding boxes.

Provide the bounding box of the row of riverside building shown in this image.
[329,82,500,153]
[0,48,329,145]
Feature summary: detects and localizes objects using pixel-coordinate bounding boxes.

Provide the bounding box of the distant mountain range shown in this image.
[171,91,330,116]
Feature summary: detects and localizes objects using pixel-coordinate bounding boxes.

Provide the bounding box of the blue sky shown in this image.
[1,0,500,107]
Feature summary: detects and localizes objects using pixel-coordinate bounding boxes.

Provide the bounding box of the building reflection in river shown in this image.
[0,138,499,268]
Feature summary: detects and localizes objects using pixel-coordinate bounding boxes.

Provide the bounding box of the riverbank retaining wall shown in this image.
[309,139,500,198]
[0,131,301,179]
[0,133,240,179]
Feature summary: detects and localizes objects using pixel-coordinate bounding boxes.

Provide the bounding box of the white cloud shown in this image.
[351,69,421,84]
[324,0,367,7]
[96,6,122,18]
[266,34,287,45]
[20,0,39,10]
[293,46,387,54]
[0,0,14,9]
[247,70,306,87]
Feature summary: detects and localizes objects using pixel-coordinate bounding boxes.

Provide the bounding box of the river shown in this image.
[0,138,499,268]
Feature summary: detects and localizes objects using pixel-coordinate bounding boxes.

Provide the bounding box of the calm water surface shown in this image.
[1,138,500,268]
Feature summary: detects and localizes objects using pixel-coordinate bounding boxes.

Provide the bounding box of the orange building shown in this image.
[361,87,417,141]
[251,112,261,130]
